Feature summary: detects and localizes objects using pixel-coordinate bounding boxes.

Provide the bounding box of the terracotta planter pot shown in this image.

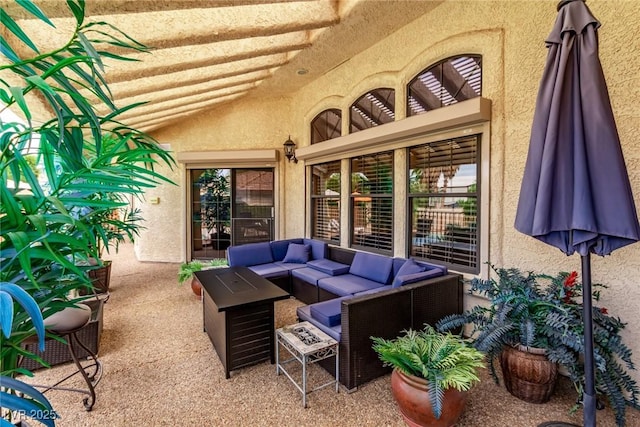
[499,344,558,404]
[191,277,203,299]
[390,369,467,427]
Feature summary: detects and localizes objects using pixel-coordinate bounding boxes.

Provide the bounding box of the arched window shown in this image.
[349,88,395,133]
[311,109,342,144]
[407,55,482,116]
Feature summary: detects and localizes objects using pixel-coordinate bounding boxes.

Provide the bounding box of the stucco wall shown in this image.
[147,96,293,262]
[143,0,640,383]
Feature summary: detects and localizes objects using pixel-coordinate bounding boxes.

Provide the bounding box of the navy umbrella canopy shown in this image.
[515,0,640,426]
[515,0,640,255]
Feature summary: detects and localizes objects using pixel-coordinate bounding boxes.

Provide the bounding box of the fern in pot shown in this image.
[437,265,638,426]
[436,265,564,404]
[178,259,228,297]
[372,325,484,427]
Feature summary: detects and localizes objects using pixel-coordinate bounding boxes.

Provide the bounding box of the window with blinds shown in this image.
[350,88,395,133]
[408,135,479,273]
[311,109,342,144]
[407,55,482,116]
[311,161,341,243]
[350,152,393,253]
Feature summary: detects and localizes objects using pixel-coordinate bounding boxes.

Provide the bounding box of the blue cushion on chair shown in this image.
[303,238,328,260]
[227,242,273,267]
[282,243,311,263]
[397,259,425,275]
[270,239,304,261]
[309,298,344,327]
[392,269,443,287]
[349,252,393,284]
[392,259,426,287]
[307,259,350,276]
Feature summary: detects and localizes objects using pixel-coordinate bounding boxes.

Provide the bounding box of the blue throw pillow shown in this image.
[392,259,426,288]
[282,243,311,264]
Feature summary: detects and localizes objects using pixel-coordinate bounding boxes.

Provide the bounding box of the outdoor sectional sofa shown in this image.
[226,238,463,390]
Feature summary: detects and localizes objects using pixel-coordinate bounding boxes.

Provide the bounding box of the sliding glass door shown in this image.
[232,169,274,246]
[190,168,274,260]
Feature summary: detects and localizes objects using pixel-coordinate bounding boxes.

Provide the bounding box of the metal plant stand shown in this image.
[30,319,103,411]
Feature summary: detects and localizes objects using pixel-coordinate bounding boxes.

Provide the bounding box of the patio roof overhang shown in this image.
[2,0,445,133]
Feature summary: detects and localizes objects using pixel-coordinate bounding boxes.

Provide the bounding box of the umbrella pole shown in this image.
[534,256,596,427]
[582,253,596,427]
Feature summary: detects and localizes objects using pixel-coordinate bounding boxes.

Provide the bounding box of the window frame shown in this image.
[349,151,394,254]
[310,160,341,243]
[406,135,481,274]
[311,108,342,144]
[407,54,482,116]
[349,88,396,134]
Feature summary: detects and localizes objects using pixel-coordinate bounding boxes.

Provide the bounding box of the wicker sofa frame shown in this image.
[334,272,462,390]
[293,246,463,390]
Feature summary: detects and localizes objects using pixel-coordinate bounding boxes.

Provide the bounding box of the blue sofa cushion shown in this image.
[392,258,448,277]
[349,252,393,284]
[270,238,304,261]
[303,238,328,260]
[282,243,311,264]
[391,259,425,288]
[248,263,289,279]
[392,268,444,288]
[318,274,385,297]
[273,261,307,271]
[307,259,350,276]
[296,305,341,342]
[227,242,273,267]
[309,298,343,327]
[291,267,332,285]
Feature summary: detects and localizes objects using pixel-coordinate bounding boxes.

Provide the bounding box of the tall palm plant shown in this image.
[1,1,175,421]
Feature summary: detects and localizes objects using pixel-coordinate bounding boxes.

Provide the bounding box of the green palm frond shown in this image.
[1,4,177,423]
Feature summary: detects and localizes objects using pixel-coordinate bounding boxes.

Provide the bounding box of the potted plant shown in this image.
[436,266,639,427]
[372,325,484,427]
[178,259,228,297]
[542,271,639,427]
[437,265,562,404]
[1,0,175,402]
[79,150,149,296]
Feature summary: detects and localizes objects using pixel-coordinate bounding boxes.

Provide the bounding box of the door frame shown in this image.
[177,149,279,261]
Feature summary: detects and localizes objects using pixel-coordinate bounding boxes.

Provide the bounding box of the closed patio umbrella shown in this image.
[514,1,640,426]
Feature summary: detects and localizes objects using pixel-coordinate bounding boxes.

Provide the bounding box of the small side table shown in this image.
[276,321,339,407]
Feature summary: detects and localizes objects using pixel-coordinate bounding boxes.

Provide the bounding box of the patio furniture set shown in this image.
[218,238,463,393]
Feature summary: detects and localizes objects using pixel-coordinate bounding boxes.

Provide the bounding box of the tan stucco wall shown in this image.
[143,0,640,383]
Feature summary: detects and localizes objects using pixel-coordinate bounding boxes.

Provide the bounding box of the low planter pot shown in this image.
[499,344,558,404]
[390,369,468,427]
[191,277,203,298]
[78,260,112,296]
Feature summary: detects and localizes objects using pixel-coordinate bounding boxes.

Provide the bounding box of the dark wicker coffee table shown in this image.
[195,266,289,378]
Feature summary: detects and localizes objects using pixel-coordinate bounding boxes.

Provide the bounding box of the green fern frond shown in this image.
[372,325,484,420]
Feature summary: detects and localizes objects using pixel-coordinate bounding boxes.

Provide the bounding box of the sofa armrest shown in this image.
[410,273,463,328]
[339,287,412,390]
